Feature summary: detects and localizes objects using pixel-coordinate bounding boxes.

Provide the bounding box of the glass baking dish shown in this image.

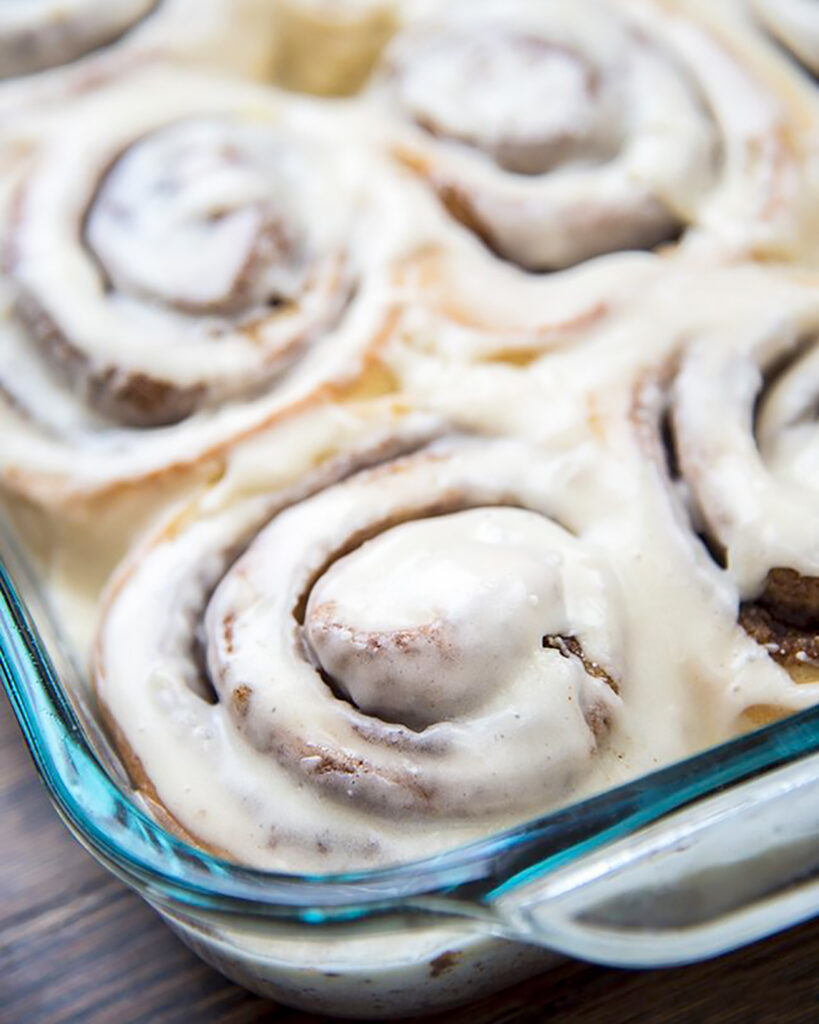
[2,517,819,1019]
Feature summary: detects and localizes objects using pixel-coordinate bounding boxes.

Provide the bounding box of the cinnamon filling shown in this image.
[739,601,819,668]
[757,567,819,630]
[740,569,819,672]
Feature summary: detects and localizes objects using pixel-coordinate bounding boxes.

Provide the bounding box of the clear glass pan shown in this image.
[2,519,819,1017]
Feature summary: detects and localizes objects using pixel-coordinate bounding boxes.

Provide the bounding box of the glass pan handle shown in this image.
[494,753,819,967]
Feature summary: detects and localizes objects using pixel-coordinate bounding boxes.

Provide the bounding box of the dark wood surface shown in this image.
[2,687,818,1024]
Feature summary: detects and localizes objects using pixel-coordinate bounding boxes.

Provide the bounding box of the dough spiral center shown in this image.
[86,118,312,316]
[393,30,613,176]
[303,507,575,729]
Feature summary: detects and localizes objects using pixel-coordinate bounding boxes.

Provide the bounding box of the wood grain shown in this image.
[2,686,818,1024]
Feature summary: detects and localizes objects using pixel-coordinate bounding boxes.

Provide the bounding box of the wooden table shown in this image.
[2,688,818,1024]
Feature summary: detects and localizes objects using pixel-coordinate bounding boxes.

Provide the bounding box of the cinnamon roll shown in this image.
[5,0,819,888]
[389,259,819,736]
[89,248,819,869]
[656,268,819,708]
[0,0,157,80]
[93,404,626,870]
[0,67,444,507]
[368,0,818,269]
[94,325,819,869]
[0,0,280,117]
[751,0,819,75]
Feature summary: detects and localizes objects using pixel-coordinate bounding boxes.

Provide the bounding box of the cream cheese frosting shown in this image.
[751,0,819,74]
[90,258,819,871]
[0,0,158,80]
[0,0,281,123]
[0,0,817,877]
[366,0,819,269]
[3,0,819,507]
[0,67,458,504]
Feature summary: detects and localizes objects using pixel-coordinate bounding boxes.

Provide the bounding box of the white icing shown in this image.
[303,508,607,730]
[96,427,629,869]
[368,0,819,268]
[0,67,454,496]
[10,86,352,400]
[673,304,819,595]
[392,28,619,175]
[93,258,819,871]
[752,0,819,74]
[0,1,817,880]
[86,119,315,312]
[0,0,281,125]
[758,343,819,493]
[0,0,156,80]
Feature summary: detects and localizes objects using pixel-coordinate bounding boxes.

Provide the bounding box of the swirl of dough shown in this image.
[370,0,814,269]
[0,1,280,120]
[751,0,819,74]
[0,0,158,80]
[94,424,624,867]
[13,115,348,428]
[666,274,819,681]
[0,67,442,505]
